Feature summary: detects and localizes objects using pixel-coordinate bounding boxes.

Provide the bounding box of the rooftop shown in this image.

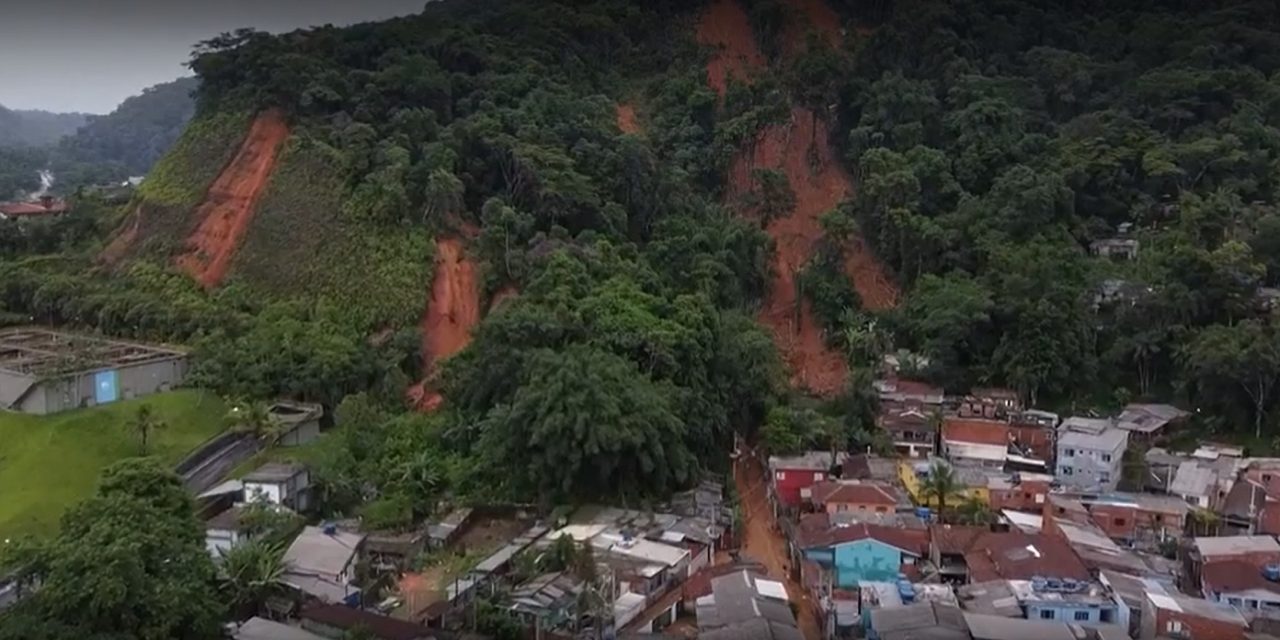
[868,602,969,640]
[1116,403,1188,434]
[796,521,927,556]
[962,612,1082,640]
[809,480,905,507]
[1194,536,1280,559]
[768,451,845,471]
[0,199,69,218]
[964,532,1090,582]
[0,327,187,379]
[943,419,1010,447]
[233,617,326,640]
[843,453,900,483]
[299,603,433,640]
[244,462,306,483]
[1202,559,1280,596]
[1057,420,1128,451]
[1146,591,1249,627]
[697,570,797,632]
[284,525,364,577]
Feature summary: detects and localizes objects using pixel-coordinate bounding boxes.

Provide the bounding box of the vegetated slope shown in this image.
[228,137,433,329]
[699,0,851,396]
[0,390,226,537]
[410,237,482,412]
[0,106,86,149]
[175,109,288,288]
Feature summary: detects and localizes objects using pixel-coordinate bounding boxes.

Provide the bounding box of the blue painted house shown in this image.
[798,523,924,588]
[958,578,1125,627]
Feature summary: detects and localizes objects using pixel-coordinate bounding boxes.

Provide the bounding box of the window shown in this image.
[1265,474,1273,482]
[1102,454,1112,462]
[876,507,888,513]
[1154,514,1163,523]
[1100,472,1111,483]
[1229,597,1243,606]
[814,473,824,482]
[1040,610,1055,620]
[1064,448,1075,457]
[1248,599,1259,609]
[1074,611,1090,621]
[776,472,786,481]
[1060,467,1074,476]
[858,505,867,511]
[1167,621,1183,633]
[1114,518,1126,527]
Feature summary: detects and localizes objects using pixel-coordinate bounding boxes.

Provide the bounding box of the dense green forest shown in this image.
[8,2,1280,633]
[0,107,86,148]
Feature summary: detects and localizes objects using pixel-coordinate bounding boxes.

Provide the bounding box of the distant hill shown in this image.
[0,106,87,148]
[55,77,198,178]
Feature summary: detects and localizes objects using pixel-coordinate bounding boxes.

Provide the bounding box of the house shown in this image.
[1201,560,1280,611]
[843,453,901,484]
[797,522,926,587]
[0,196,69,221]
[508,571,587,630]
[1140,590,1250,640]
[963,532,1091,583]
[1115,404,1188,443]
[205,504,253,558]
[942,418,1010,469]
[1186,536,1280,595]
[957,579,1124,627]
[1091,238,1139,260]
[867,601,969,640]
[232,617,327,640]
[878,402,937,458]
[901,459,993,509]
[299,603,434,640]
[1220,479,1280,536]
[962,612,1128,640]
[0,328,188,415]
[268,400,324,447]
[696,570,802,640]
[243,462,312,512]
[874,378,945,405]
[1046,517,1152,577]
[929,525,989,584]
[1098,569,1175,639]
[1056,418,1128,492]
[282,525,365,604]
[768,451,847,508]
[365,528,428,572]
[1170,458,1242,510]
[1047,492,1188,544]
[809,480,909,515]
[427,507,475,549]
[987,474,1052,512]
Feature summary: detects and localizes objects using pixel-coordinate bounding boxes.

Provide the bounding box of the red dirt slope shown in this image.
[616,103,640,134]
[784,0,844,54]
[696,0,767,96]
[408,237,483,412]
[176,109,288,288]
[737,107,849,395]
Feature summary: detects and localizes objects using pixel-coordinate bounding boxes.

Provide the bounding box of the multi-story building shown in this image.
[1056,418,1128,492]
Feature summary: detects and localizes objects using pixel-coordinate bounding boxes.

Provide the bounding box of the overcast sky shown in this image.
[0,0,428,114]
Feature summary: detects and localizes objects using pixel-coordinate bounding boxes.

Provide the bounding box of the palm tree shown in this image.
[128,404,166,455]
[1189,508,1220,537]
[955,496,994,526]
[220,538,287,619]
[226,400,282,442]
[919,461,962,523]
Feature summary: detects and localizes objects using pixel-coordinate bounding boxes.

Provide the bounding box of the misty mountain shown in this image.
[55,77,198,178]
[0,107,88,148]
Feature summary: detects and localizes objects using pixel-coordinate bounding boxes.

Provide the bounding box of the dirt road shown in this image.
[735,450,822,640]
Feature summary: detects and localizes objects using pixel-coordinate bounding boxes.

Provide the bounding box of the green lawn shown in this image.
[0,390,228,538]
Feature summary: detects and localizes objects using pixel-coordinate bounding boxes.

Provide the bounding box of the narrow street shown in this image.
[735,448,822,640]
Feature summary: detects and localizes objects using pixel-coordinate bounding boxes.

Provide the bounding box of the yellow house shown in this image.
[897,459,990,508]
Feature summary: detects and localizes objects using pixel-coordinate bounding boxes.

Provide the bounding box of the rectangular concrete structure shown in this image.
[0,327,189,415]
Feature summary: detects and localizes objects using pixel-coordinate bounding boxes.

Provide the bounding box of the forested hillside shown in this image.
[4,0,1280,515]
[0,106,86,148]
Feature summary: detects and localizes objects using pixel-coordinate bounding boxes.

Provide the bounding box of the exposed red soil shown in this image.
[696,0,767,97]
[408,237,482,412]
[843,236,899,310]
[616,103,641,134]
[784,0,844,53]
[735,448,822,640]
[736,108,850,395]
[176,109,288,288]
[99,207,141,265]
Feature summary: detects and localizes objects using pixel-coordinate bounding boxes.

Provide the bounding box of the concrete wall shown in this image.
[1057,439,1126,492]
[35,356,188,415]
[805,539,911,588]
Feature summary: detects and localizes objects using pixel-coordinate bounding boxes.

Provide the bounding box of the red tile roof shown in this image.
[810,480,903,507]
[894,380,944,397]
[963,532,1090,582]
[929,525,989,555]
[797,522,927,556]
[942,418,1009,446]
[0,200,68,217]
[1202,559,1280,596]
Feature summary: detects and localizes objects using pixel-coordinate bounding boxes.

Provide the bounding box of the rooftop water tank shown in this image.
[1264,564,1280,582]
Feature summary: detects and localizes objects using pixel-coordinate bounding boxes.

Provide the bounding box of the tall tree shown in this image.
[1182,320,1280,439]
[128,404,167,455]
